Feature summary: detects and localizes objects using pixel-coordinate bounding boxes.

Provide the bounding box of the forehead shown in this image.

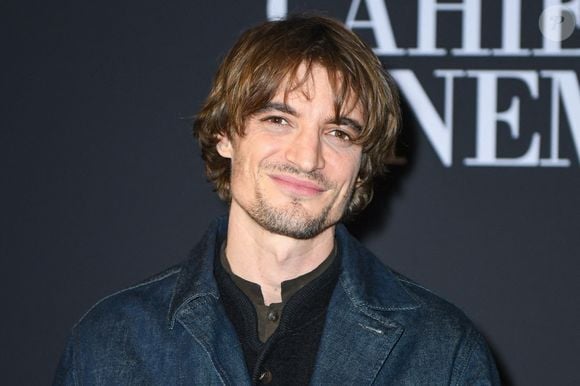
[272,62,364,118]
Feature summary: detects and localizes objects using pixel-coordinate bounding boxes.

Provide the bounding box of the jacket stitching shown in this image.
[453,326,478,386]
[74,267,181,329]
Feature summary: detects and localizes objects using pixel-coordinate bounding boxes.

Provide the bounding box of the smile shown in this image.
[269,174,327,197]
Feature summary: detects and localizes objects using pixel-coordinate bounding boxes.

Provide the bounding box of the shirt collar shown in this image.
[219,240,337,305]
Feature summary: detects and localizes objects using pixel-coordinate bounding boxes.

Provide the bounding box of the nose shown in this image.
[284,126,325,172]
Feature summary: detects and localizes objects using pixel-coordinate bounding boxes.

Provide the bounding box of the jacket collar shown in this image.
[335,223,420,312]
[167,216,226,327]
[167,217,419,327]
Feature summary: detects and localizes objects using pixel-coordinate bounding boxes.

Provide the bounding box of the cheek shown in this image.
[251,138,286,170]
[232,156,256,188]
[329,151,362,184]
[231,141,277,183]
[228,146,251,188]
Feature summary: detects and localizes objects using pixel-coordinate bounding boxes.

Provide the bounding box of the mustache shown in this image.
[262,162,334,189]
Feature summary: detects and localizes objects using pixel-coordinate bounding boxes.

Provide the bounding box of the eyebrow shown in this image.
[257,102,298,116]
[331,117,362,133]
[257,102,363,132]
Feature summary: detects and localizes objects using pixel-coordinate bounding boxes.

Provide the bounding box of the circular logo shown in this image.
[539,6,577,42]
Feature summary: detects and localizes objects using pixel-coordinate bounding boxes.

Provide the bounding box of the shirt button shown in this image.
[258,369,272,384]
[267,310,278,322]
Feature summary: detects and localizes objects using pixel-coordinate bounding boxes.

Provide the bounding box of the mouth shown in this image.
[269,174,327,197]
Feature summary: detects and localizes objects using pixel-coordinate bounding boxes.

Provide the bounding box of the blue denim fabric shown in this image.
[54,217,500,385]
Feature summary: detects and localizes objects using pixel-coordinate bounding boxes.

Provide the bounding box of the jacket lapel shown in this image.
[310,287,405,385]
[176,298,251,385]
[310,225,420,385]
[167,217,251,385]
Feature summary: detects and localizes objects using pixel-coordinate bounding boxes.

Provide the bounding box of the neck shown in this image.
[224,202,335,305]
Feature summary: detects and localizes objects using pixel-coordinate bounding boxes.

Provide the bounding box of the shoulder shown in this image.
[334,234,500,383]
[54,265,184,382]
[392,271,474,329]
[337,231,496,359]
[336,227,476,331]
[369,264,500,383]
[382,270,500,383]
[72,265,181,335]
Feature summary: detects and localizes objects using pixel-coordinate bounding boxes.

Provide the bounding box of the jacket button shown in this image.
[258,369,272,384]
[267,310,278,322]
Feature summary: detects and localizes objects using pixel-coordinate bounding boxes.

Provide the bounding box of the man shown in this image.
[54,15,500,385]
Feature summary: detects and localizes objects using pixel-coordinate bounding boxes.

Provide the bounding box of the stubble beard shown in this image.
[247,188,335,240]
[233,160,354,240]
[247,169,356,239]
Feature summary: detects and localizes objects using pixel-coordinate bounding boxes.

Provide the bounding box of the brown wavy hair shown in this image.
[193,14,401,217]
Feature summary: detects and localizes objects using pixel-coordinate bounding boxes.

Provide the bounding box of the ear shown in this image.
[216,134,233,159]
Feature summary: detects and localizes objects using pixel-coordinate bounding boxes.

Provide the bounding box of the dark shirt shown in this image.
[219,242,336,342]
[215,243,340,385]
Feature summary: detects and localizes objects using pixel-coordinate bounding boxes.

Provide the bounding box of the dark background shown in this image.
[1,1,578,385]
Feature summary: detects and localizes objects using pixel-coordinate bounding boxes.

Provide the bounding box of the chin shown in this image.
[249,195,337,240]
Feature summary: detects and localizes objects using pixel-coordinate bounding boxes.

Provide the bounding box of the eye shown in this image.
[327,129,353,142]
[263,116,289,126]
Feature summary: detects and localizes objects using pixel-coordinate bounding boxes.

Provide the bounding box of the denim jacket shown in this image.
[54,217,500,385]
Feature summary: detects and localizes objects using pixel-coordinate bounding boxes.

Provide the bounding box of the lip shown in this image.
[269,174,326,197]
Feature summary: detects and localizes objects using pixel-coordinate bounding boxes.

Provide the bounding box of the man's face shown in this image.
[217,64,363,239]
